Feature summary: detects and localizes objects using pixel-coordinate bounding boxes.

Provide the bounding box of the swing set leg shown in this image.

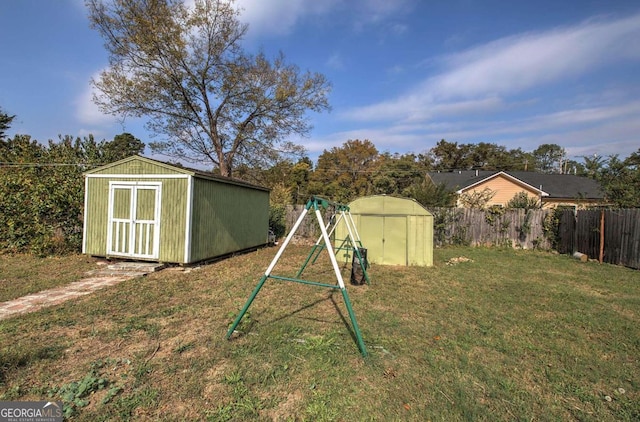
[341,287,368,357]
[296,244,320,277]
[226,274,268,338]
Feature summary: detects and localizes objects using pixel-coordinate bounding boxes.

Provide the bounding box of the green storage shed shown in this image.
[337,195,434,267]
[82,155,270,264]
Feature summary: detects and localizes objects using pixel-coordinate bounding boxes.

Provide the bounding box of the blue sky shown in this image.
[1,0,639,164]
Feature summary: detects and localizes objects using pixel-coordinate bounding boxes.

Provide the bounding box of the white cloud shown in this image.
[236,0,339,36]
[323,97,640,161]
[342,94,505,122]
[344,12,640,123]
[426,13,640,100]
[326,53,345,70]
[74,79,115,126]
[236,0,413,37]
[354,0,413,24]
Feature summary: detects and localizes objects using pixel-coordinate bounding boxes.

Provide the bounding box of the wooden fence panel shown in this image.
[603,210,619,265]
[557,209,640,270]
[556,210,575,255]
[619,209,640,269]
[574,210,599,259]
[429,208,551,249]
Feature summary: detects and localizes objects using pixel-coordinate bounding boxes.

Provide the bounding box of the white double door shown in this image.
[107,182,161,259]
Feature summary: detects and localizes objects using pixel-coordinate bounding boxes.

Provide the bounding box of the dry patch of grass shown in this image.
[0,246,639,420]
[0,254,99,302]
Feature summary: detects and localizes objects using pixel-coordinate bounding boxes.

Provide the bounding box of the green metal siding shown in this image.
[337,195,434,267]
[407,215,434,266]
[84,177,110,256]
[155,178,188,262]
[83,177,188,261]
[189,178,269,262]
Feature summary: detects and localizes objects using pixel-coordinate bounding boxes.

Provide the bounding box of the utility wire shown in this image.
[0,162,100,168]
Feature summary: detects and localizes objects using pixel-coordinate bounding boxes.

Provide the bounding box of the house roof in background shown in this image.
[428,170,605,199]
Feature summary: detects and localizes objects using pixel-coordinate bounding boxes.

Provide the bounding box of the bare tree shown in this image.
[87,0,331,176]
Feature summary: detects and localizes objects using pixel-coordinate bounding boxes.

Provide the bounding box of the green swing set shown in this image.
[226,196,370,357]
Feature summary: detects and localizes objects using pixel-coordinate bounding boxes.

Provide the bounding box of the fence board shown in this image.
[556,210,575,254]
[603,210,619,265]
[620,209,640,269]
[429,208,551,249]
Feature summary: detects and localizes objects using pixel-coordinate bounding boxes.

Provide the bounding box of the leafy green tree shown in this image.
[289,157,313,204]
[466,142,511,170]
[532,143,565,173]
[87,0,330,176]
[371,153,424,195]
[561,159,586,176]
[405,180,456,208]
[429,139,472,170]
[582,154,606,179]
[0,135,51,254]
[0,107,15,140]
[426,140,530,171]
[268,183,292,238]
[626,148,640,168]
[101,132,145,162]
[506,147,535,171]
[309,139,379,203]
[0,133,134,255]
[598,154,640,208]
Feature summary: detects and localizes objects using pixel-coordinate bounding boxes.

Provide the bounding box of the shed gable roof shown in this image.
[428,170,605,200]
[85,155,269,192]
[349,195,432,216]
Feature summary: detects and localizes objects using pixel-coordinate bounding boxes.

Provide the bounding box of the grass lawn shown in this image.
[0,246,638,421]
[0,254,99,303]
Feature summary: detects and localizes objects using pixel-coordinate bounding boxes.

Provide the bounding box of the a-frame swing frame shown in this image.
[296,203,370,284]
[226,197,368,357]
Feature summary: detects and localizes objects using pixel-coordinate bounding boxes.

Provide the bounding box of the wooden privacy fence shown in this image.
[284,206,553,249]
[284,205,323,241]
[428,208,552,249]
[283,205,640,270]
[556,209,640,270]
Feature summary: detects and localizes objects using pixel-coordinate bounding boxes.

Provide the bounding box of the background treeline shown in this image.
[1,110,144,255]
[2,107,639,255]
[240,139,640,208]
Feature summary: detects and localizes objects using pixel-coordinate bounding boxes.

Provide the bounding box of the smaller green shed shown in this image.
[82,155,270,264]
[337,195,434,266]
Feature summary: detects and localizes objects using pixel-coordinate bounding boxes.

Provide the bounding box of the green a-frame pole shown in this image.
[296,204,370,284]
[226,197,368,357]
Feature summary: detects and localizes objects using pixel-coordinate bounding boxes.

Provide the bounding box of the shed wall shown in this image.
[84,156,270,264]
[189,178,270,262]
[337,196,433,267]
[83,176,189,262]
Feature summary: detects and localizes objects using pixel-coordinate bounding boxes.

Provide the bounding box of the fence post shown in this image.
[599,210,605,263]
